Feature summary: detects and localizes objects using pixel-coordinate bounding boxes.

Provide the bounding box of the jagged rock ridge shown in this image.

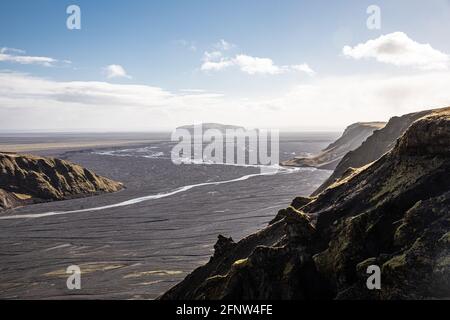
[282,122,385,170]
[312,108,445,195]
[0,152,123,210]
[161,107,450,300]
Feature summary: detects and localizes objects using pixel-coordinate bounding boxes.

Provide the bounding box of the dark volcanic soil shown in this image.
[0,134,333,299]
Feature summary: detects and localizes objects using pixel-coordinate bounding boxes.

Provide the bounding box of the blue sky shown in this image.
[1,0,450,131]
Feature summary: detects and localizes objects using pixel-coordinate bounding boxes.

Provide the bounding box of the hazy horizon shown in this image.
[0,127,344,134]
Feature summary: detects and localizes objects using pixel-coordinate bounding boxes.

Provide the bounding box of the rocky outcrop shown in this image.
[0,188,22,210]
[161,108,450,300]
[312,108,445,195]
[0,152,123,210]
[282,122,385,170]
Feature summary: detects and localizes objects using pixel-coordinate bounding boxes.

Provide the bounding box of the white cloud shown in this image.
[203,51,223,61]
[343,32,450,70]
[201,40,314,76]
[0,47,26,55]
[104,64,131,79]
[0,47,59,67]
[200,51,234,71]
[200,51,315,76]
[0,72,223,108]
[234,54,284,75]
[1,71,450,131]
[291,64,316,76]
[255,72,450,129]
[201,60,234,71]
[0,72,227,130]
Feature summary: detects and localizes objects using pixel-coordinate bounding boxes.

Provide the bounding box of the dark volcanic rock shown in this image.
[312,108,447,195]
[282,122,385,170]
[0,188,22,210]
[0,152,123,211]
[160,107,450,300]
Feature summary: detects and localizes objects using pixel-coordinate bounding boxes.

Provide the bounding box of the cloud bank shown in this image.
[343,32,450,70]
[0,47,60,67]
[1,71,450,131]
[201,51,315,76]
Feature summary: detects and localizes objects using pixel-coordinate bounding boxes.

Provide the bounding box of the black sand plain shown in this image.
[0,132,336,299]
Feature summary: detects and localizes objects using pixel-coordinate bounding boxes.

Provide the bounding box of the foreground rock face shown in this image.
[312,108,444,195]
[282,122,385,170]
[0,152,123,210]
[161,108,450,300]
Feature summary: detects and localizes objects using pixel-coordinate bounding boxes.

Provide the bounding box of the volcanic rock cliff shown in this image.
[161,107,450,300]
[0,152,123,210]
[282,122,385,170]
[312,108,444,195]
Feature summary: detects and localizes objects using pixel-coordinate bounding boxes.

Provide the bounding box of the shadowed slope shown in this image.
[161,108,450,300]
[0,152,123,210]
[282,122,385,170]
[312,108,447,195]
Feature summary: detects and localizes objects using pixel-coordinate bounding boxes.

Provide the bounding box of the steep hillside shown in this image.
[282,122,385,170]
[312,108,447,195]
[0,152,123,210]
[161,108,450,300]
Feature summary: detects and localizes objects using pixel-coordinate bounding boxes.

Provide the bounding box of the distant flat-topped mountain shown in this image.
[0,152,123,211]
[282,122,386,170]
[176,123,245,133]
[161,107,450,300]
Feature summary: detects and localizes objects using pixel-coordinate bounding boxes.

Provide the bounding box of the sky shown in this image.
[1,0,450,131]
